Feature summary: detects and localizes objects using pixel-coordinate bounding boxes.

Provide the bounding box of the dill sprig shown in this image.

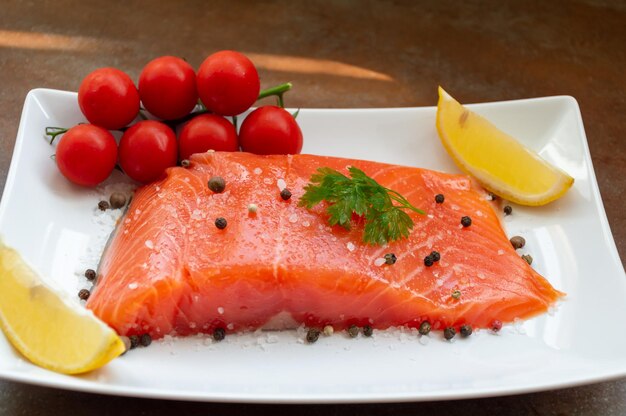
[298,166,425,245]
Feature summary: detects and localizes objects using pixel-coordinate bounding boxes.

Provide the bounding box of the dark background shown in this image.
[1,1,625,414]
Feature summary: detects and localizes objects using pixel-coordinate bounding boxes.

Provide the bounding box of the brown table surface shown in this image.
[1,1,625,414]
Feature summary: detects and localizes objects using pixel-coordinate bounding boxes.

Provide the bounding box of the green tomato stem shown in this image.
[257,82,292,102]
[45,127,69,145]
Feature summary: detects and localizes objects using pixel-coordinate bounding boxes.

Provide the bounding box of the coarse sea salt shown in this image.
[145,240,154,249]
[346,242,356,252]
[277,178,287,190]
[374,258,386,267]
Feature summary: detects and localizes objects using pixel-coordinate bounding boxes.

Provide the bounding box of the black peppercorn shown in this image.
[444,327,456,340]
[460,324,473,337]
[435,194,445,204]
[384,253,397,265]
[418,321,431,335]
[208,176,226,193]
[461,216,472,227]
[98,200,110,211]
[430,251,440,262]
[503,205,512,215]
[213,327,226,341]
[140,333,152,347]
[129,335,140,349]
[347,325,359,338]
[424,255,434,267]
[84,269,96,281]
[78,289,90,300]
[510,236,526,249]
[306,328,321,343]
[280,188,292,201]
[109,192,127,209]
[215,217,227,229]
[363,325,373,337]
[522,254,533,265]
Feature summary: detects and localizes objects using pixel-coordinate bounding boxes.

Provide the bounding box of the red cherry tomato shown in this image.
[118,120,177,184]
[178,114,238,160]
[78,68,140,130]
[239,106,303,155]
[55,124,118,187]
[196,51,260,116]
[139,56,198,120]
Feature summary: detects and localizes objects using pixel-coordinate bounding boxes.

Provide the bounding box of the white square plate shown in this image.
[0,89,624,403]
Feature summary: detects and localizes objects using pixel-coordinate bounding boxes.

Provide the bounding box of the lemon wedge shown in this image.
[436,86,574,205]
[0,240,124,374]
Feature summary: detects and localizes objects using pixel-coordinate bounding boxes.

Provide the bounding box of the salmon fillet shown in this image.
[87,152,563,339]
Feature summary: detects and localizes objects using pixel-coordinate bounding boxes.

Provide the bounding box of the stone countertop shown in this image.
[0,1,624,414]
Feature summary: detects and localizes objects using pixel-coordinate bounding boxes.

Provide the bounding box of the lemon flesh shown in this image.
[0,241,124,374]
[436,87,574,206]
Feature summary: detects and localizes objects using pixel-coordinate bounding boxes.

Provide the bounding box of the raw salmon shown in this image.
[87,152,563,339]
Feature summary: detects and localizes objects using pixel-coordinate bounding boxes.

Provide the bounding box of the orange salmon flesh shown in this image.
[87,152,563,339]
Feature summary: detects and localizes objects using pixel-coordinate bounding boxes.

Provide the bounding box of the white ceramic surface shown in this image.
[0,89,623,403]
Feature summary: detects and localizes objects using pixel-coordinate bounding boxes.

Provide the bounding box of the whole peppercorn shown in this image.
[430,251,440,262]
[140,333,152,347]
[461,216,472,227]
[129,335,140,349]
[491,320,503,333]
[443,327,456,340]
[488,192,497,201]
[460,324,473,337]
[347,325,359,338]
[363,325,374,337]
[522,254,533,265]
[510,236,526,249]
[503,205,513,215]
[323,325,334,336]
[208,176,226,193]
[280,188,292,201]
[78,289,90,300]
[435,194,445,204]
[418,321,431,335]
[98,200,110,211]
[84,269,96,281]
[306,328,321,343]
[181,159,191,168]
[424,255,434,267]
[213,327,226,341]
[384,253,397,265]
[451,290,462,300]
[215,217,227,229]
[109,192,127,209]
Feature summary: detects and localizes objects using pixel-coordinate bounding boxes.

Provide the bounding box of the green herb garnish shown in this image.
[298,166,425,245]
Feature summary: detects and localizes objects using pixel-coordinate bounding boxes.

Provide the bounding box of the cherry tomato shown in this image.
[55,124,118,187]
[239,106,303,155]
[118,120,177,184]
[196,51,260,116]
[139,56,198,120]
[78,68,140,130]
[178,114,238,160]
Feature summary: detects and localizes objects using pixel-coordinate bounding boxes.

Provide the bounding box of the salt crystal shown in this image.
[277,178,287,190]
[346,242,356,252]
[217,307,225,314]
[128,282,138,290]
[427,214,434,219]
[374,258,386,267]
[497,249,504,255]
[145,240,154,249]
[288,214,298,223]
[253,167,262,175]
